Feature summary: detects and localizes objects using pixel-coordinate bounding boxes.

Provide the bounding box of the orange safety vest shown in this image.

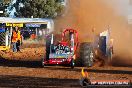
[12,31,18,43]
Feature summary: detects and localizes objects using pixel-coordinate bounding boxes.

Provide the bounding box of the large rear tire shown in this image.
[45,35,52,60]
[41,35,52,67]
[80,42,94,67]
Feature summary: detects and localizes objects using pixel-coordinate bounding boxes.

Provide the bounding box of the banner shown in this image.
[6,23,23,27]
[13,23,23,27]
[26,24,41,27]
[6,23,12,27]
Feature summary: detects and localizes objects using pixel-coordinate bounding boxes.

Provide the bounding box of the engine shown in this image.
[51,44,71,54]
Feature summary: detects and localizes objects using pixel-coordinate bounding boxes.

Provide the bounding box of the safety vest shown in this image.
[12,31,18,43]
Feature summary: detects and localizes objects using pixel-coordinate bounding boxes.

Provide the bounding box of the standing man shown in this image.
[11,28,18,52]
[16,26,22,52]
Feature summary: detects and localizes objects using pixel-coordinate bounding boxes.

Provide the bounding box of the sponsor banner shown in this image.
[6,23,12,27]
[6,23,23,27]
[25,24,41,27]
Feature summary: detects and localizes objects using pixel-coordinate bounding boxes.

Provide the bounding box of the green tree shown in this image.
[0,0,10,17]
[16,0,63,18]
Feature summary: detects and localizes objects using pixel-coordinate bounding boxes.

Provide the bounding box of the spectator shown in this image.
[16,26,22,52]
[11,28,18,52]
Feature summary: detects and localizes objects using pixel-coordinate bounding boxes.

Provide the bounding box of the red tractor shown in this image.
[41,28,113,68]
[41,29,79,68]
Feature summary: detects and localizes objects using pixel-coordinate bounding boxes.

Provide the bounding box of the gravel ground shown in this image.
[0,45,131,87]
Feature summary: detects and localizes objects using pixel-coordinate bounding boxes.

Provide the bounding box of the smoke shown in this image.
[103,0,129,16]
[55,0,132,66]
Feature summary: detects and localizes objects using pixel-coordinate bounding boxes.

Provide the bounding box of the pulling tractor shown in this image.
[42,28,113,68]
[42,29,79,68]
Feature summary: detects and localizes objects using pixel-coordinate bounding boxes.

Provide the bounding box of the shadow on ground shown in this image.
[0,75,80,88]
[0,57,131,75]
[0,57,41,68]
[86,69,132,75]
[44,66,132,75]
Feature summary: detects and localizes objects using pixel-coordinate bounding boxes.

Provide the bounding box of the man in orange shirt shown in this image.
[16,26,22,52]
[12,28,18,52]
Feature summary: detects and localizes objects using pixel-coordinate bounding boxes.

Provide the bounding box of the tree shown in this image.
[0,0,9,17]
[14,0,64,18]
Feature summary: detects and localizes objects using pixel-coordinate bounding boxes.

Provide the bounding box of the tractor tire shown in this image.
[70,58,75,69]
[41,34,52,67]
[80,42,94,67]
[45,35,52,60]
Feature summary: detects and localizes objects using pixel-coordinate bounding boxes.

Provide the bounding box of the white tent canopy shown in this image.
[0,17,54,32]
[0,17,53,23]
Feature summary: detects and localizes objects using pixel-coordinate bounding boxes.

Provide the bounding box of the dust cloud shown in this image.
[54,0,132,66]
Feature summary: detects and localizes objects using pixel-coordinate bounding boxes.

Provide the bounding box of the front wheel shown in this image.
[71,58,75,69]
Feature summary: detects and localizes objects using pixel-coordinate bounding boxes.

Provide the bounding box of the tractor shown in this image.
[41,28,113,68]
[41,29,79,68]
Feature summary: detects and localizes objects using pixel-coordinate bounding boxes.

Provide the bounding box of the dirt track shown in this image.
[0,45,132,87]
[0,61,131,88]
[0,61,131,87]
